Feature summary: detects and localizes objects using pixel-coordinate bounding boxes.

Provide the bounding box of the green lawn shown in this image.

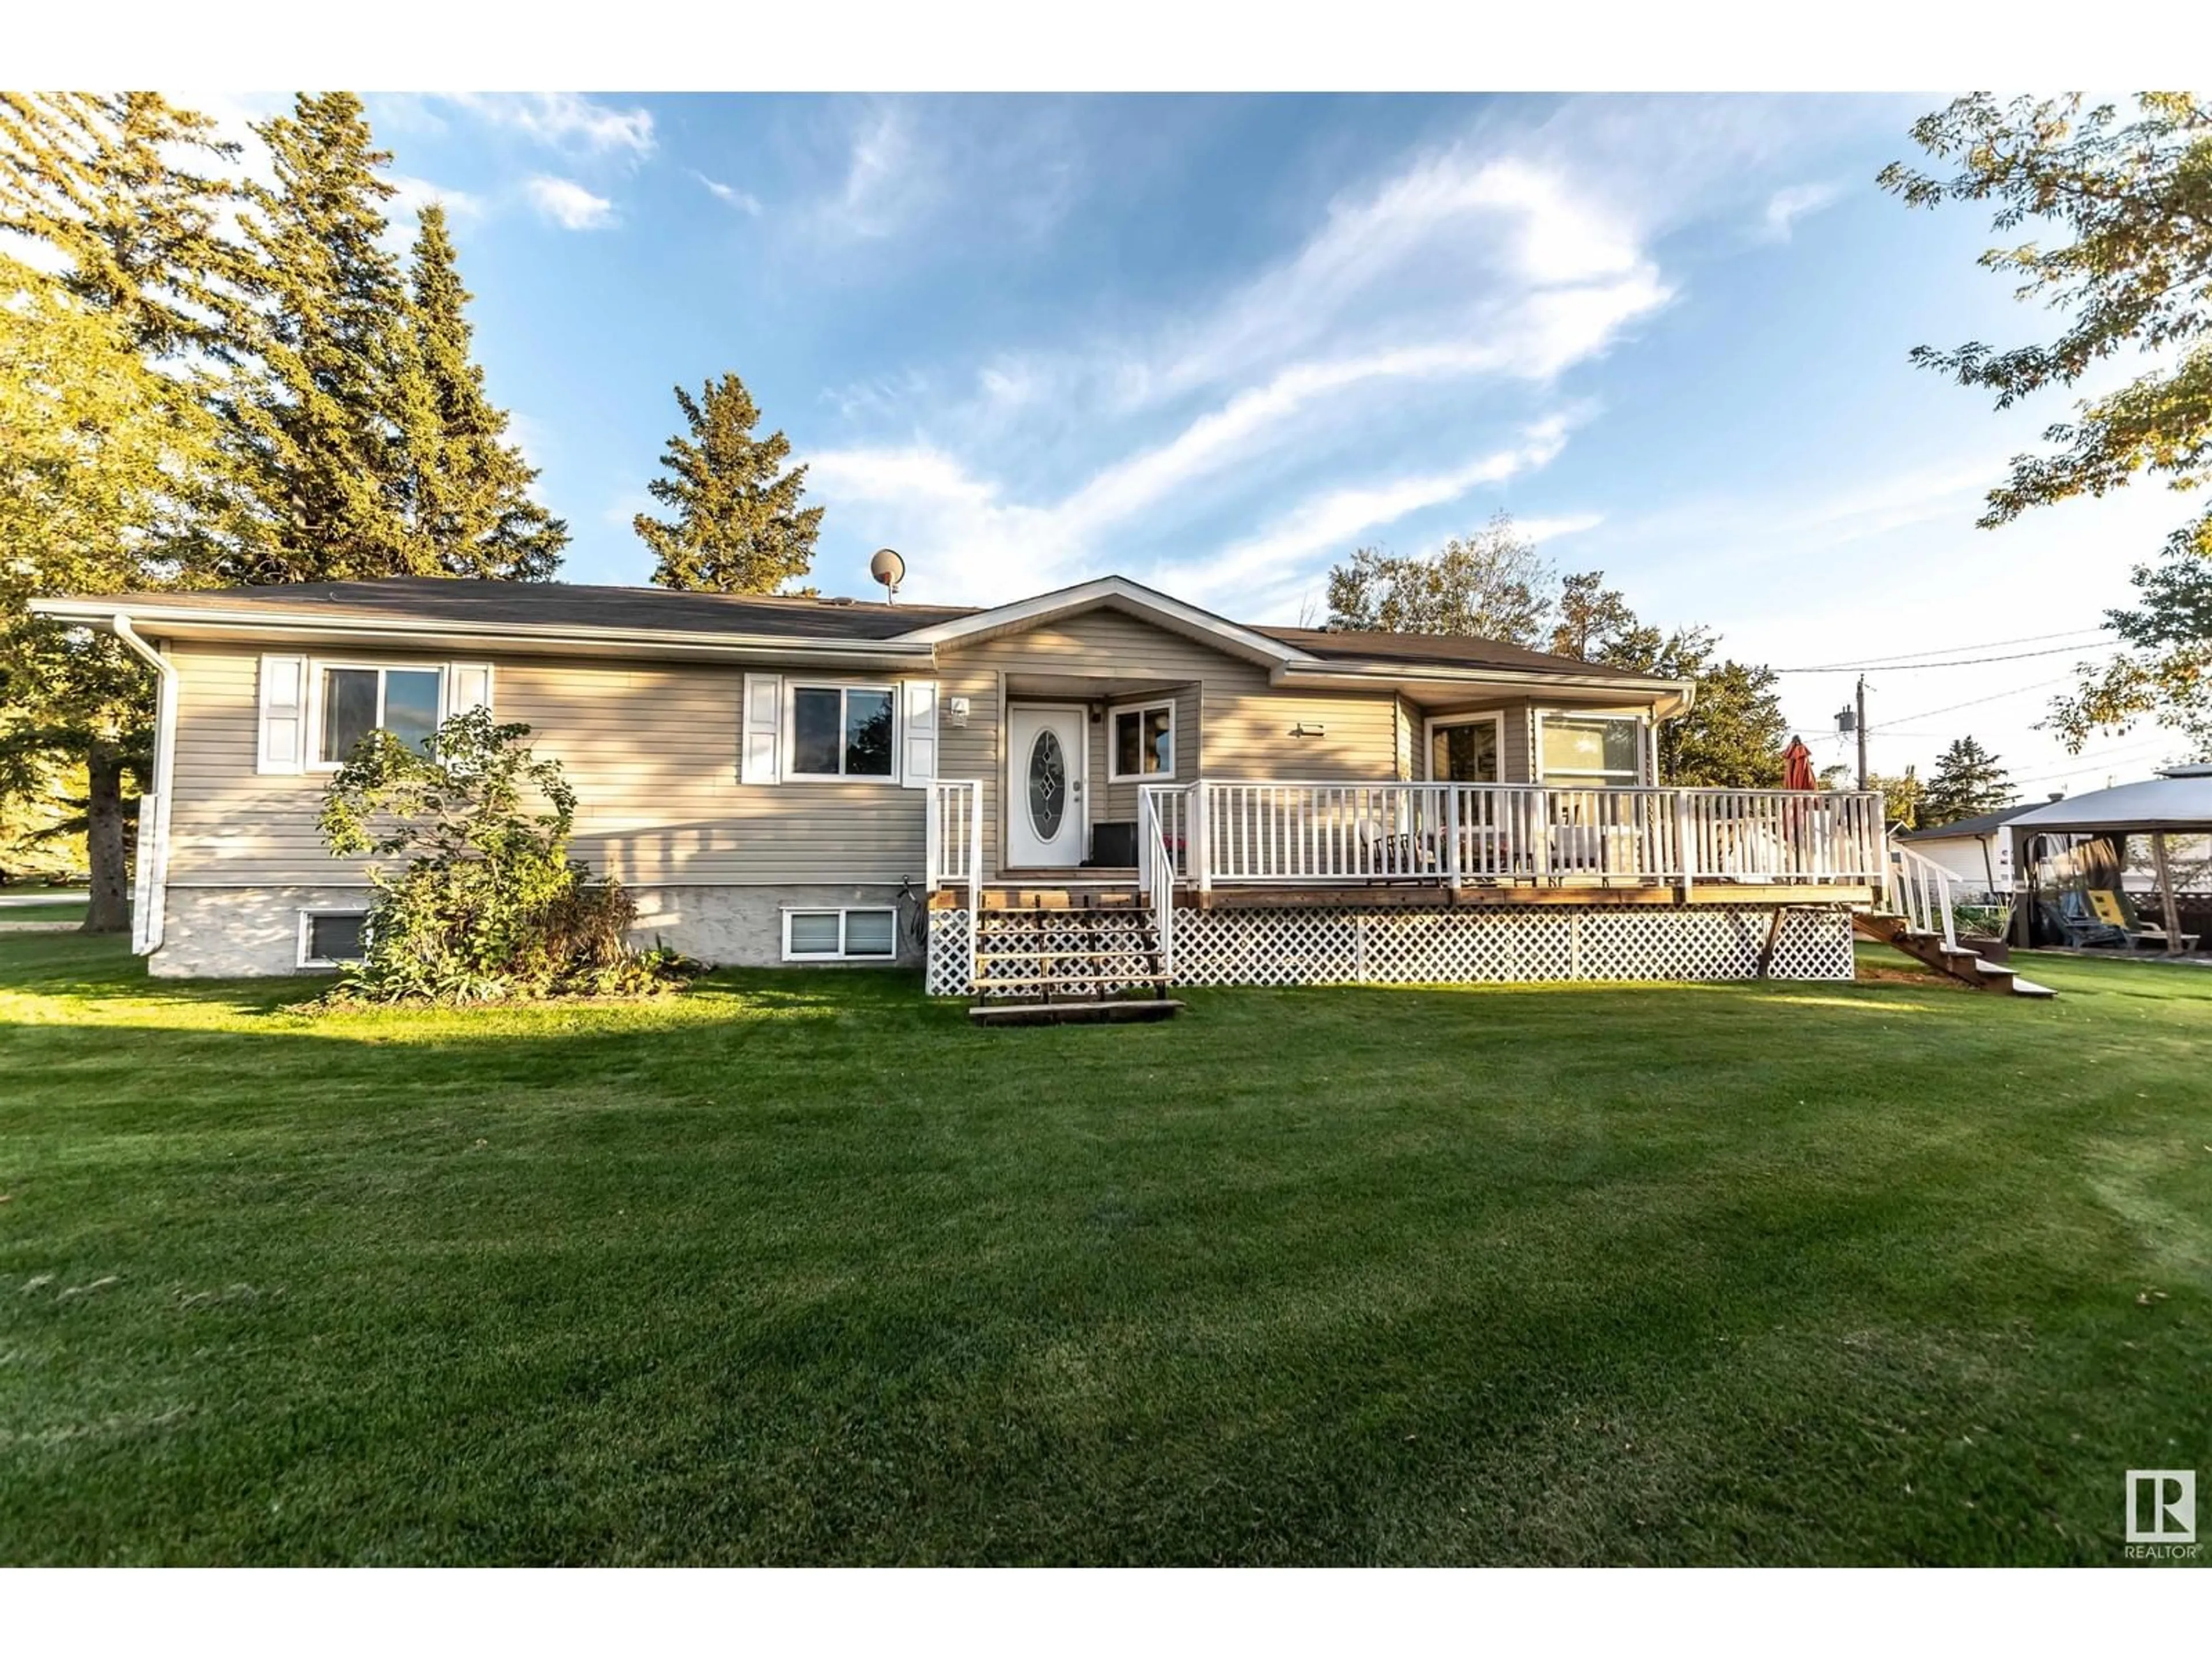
[2,934,2206,1566]
[0,901,92,925]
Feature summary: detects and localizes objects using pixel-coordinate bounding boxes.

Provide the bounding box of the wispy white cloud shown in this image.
[1760,180,1842,243]
[442,92,654,158]
[387,174,483,224]
[525,176,616,232]
[826,105,916,238]
[693,171,762,215]
[804,137,1670,607]
[1159,418,1580,614]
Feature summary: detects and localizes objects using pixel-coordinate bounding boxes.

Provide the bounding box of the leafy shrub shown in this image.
[316,708,695,1003]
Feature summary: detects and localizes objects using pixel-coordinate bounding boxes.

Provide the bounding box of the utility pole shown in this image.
[1855,675,1869,792]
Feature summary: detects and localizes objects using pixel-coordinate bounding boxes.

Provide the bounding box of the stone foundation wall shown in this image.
[151,882,925,978]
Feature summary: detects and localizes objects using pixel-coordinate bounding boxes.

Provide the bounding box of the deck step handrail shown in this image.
[1888,842,1958,951]
[1140,789,1177,977]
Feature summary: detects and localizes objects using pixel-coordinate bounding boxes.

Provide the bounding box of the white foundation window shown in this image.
[783,907,898,961]
[298,910,370,968]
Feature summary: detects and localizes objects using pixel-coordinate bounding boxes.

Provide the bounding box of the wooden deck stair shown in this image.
[1852,909,2055,998]
[966,896,1184,1027]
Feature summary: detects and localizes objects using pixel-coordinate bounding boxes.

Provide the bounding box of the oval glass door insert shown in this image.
[1027,729,1066,840]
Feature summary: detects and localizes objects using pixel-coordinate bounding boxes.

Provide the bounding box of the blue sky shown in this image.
[203,91,2196,795]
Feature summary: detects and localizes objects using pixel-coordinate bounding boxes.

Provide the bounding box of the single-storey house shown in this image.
[33,573,1889,994]
[1893,803,2044,897]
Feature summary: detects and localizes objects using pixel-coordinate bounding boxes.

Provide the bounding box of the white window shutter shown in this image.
[446,662,494,720]
[900,679,938,789]
[257,654,307,774]
[741,673,782,785]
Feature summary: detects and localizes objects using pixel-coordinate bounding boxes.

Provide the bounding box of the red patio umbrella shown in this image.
[1782,736,1816,791]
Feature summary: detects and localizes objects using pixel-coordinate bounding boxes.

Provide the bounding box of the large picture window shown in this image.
[1539,713,1643,785]
[1110,701,1175,781]
[1427,715,1502,783]
[788,685,896,780]
[317,665,442,765]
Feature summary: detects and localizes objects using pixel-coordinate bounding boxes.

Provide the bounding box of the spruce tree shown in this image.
[0,92,239,357]
[0,94,235,933]
[635,374,823,593]
[219,92,418,584]
[1920,737,2015,827]
[401,205,566,580]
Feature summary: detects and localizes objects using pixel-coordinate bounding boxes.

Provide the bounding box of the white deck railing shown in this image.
[1888,842,1957,950]
[1128,781,1888,894]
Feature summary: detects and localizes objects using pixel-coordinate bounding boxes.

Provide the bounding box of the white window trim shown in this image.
[781,681,903,784]
[1422,710,1507,784]
[296,907,371,969]
[1535,710,1649,786]
[306,660,449,772]
[1107,698,1177,783]
[780,906,900,963]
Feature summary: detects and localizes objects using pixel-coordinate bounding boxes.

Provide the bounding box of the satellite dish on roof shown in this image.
[869,547,906,603]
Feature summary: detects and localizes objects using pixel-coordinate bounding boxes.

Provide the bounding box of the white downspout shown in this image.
[111,615,177,956]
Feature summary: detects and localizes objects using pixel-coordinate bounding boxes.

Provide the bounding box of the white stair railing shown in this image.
[1888,843,1958,952]
[1140,787,1176,979]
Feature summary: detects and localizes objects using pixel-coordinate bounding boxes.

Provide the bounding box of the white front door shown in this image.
[1005,705,1087,868]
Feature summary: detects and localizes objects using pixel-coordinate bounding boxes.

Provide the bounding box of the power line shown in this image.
[1774,639,2116,674]
[1870,672,2086,730]
[1770,626,2112,675]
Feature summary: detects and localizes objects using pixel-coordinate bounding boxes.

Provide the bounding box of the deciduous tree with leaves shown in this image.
[635,373,823,593]
[1919,736,2016,826]
[1881,93,2212,752]
[0,92,236,931]
[1325,514,1555,643]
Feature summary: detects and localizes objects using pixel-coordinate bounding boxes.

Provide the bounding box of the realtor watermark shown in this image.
[2125,1470,2198,1559]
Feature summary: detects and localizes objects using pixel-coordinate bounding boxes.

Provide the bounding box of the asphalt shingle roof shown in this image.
[104,576,1680,681]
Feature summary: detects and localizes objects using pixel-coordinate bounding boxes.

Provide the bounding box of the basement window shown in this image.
[298,910,369,969]
[783,907,897,962]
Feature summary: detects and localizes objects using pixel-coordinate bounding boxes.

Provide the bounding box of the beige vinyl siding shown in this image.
[937,607,1214,876]
[163,644,925,888]
[934,604,1401,877]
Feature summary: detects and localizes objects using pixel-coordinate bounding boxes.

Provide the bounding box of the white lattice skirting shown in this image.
[926,903,1854,996]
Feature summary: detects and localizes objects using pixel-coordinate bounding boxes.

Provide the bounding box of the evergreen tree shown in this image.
[1919,737,2015,827]
[0,93,236,933]
[401,205,566,580]
[635,373,823,593]
[218,92,419,584]
[0,92,239,357]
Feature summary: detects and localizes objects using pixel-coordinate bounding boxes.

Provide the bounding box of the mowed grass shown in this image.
[0,901,90,925]
[2,934,2207,1565]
